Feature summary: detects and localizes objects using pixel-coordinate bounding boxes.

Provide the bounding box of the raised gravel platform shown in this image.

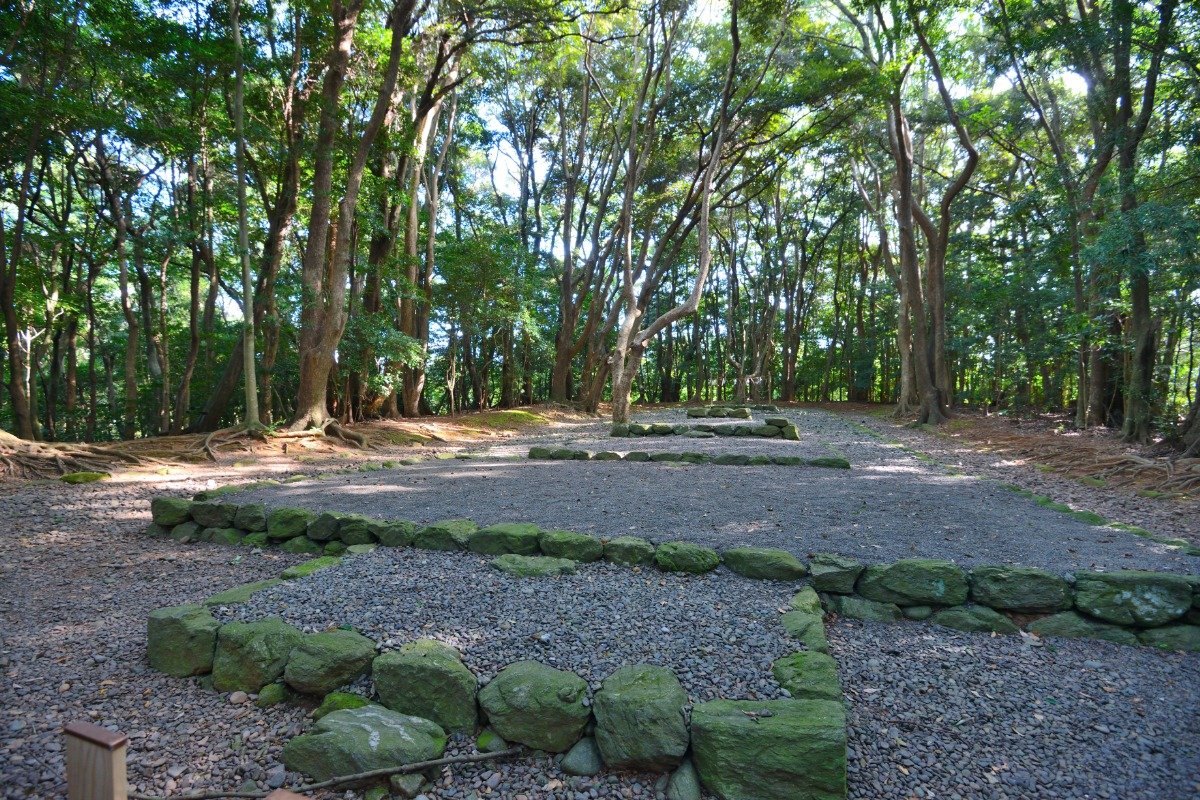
[233,409,1196,575]
[833,617,1200,799]
[220,548,796,701]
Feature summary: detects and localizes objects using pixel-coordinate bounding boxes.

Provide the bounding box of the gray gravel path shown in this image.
[222,547,796,701]
[832,617,1200,800]
[0,472,313,800]
[234,409,1197,575]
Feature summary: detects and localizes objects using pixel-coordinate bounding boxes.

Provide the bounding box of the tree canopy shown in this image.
[2,0,1198,449]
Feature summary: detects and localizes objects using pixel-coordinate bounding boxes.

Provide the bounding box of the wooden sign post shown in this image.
[63,721,128,800]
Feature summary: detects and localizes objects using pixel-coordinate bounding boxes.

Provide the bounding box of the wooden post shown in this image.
[63,721,128,800]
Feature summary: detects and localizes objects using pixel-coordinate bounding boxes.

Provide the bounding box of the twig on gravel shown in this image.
[127,747,523,800]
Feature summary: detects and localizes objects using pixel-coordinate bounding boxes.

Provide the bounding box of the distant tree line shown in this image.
[2,0,1198,449]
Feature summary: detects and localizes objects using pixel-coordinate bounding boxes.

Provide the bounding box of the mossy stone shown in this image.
[771,652,841,701]
[284,629,377,696]
[313,691,371,720]
[413,519,478,551]
[151,497,193,526]
[604,536,655,565]
[468,523,542,555]
[213,617,304,693]
[539,530,603,562]
[279,536,322,554]
[691,699,846,800]
[723,547,807,580]
[281,556,341,580]
[267,507,316,541]
[147,605,219,677]
[857,559,969,606]
[233,503,268,532]
[491,554,577,577]
[373,640,478,733]
[931,604,1019,635]
[477,661,590,752]
[654,541,720,574]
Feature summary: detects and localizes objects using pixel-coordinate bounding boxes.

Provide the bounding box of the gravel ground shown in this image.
[842,409,1200,547]
[832,618,1200,800]
[3,407,1198,800]
[234,409,1198,575]
[0,470,314,800]
[223,548,796,701]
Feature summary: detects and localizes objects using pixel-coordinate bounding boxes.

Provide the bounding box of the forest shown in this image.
[2,0,1199,450]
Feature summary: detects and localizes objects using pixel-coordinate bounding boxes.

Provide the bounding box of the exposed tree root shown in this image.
[188,425,272,462]
[0,429,156,479]
[273,417,368,448]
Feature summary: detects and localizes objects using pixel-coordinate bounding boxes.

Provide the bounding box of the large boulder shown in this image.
[969,566,1071,613]
[1073,570,1192,627]
[931,605,1019,635]
[413,519,478,551]
[654,541,720,574]
[722,547,807,581]
[593,665,689,771]
[771,652,841,701]
[373,640,478,733]
[856,559,968,606]
[691,699,846,800]
[477,661,590,752]
[213,617,304,693]
[1027,611,1139,646]
[190,501,238,529]
[267,508,317,541]
[491,554,577,577]
[808,553,863,594]
[151,497,192,526]
[281,706,446,782]
[539,530,603,562]
[604,536,656,566]
[284,630,377,696]
[147,605,219,677]
[467,523,542,555]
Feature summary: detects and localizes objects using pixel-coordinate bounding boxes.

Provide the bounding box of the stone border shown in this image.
[147,543,846,799]
[809,554,1200,651]
[526,446,850,469]
[147,496,1199,652]
[611,419,801,439]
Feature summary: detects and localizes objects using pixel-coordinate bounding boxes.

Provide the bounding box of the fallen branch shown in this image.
[127,746,523,800]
